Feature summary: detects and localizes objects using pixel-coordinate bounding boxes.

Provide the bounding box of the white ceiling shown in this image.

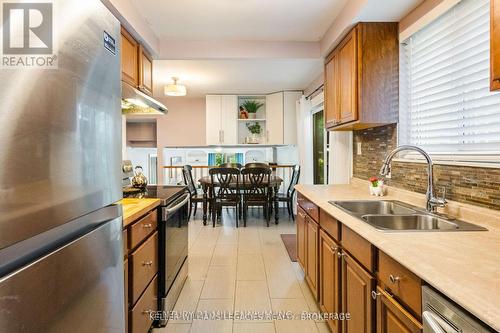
[129,0,348,42]
[153,59,323,97]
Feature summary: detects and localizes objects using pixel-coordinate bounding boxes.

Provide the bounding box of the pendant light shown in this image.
[164,77,187,96]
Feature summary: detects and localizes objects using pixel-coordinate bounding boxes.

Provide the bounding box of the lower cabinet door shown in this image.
[296,207,307,271]
[342,251,375,333]
[130,275,158,333]
[305,217,319,300]
[319,230,341,333]
[376,287,422,333]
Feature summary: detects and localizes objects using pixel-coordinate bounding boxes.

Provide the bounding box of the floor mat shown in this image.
[280,234,297,262]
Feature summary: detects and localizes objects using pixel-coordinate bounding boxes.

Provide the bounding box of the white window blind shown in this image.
[399,0,500,157]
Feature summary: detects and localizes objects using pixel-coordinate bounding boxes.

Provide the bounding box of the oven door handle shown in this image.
[423,311,457,333]
[164,193,190,217]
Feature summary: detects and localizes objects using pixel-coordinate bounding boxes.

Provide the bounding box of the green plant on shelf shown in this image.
[246,122,262,134]
[241,100,264,114]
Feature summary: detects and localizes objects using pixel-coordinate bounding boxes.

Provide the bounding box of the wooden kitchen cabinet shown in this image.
[305,215,319,300]
[121,27,139,87]
[342,251,375,333]
[296,207,307,271]
[491,0,500,90]
[138,45,153,95]
[324,22,399,131]
[376,287,422,333]
[319,229,341,333]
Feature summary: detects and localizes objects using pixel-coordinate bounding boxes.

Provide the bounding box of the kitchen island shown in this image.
[296,179,500,332]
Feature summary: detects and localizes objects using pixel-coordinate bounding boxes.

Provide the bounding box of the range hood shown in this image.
[121,82,168,115]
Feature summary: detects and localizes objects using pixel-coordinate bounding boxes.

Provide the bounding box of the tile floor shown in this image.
[153,207,329,333]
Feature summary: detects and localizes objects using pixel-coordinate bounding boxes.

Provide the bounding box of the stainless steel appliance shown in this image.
[422,286,494,333]
[123,185,189,326]
[0,1,124,332]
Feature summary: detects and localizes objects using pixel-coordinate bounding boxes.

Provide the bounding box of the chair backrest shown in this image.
[220,162,243,169]
[182,165,197,196]
[209,167,240,199]
[241,167,271,197]
[245,162,269,168]
[286,165,301,197]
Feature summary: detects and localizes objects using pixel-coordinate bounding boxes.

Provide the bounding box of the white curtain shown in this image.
[296,96,314,185]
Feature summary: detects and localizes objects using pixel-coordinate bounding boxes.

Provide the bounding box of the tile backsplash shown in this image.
[353,124,500,210]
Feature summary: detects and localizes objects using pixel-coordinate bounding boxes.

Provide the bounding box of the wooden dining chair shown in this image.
[277,164,300,220]
[182,165,205,220]
[244,162,269,168]
[209,167,241,227]
[241,167,272,227]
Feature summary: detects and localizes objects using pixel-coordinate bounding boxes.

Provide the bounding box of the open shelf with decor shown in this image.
[238,96,267,144]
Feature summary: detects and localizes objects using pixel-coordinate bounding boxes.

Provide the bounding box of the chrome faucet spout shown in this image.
[379,145,446,213]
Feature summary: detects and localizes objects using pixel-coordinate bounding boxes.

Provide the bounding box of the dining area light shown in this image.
[164,77,187,96]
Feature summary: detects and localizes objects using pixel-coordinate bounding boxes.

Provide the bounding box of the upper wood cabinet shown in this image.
[324,22,399,131]
[491,0,500,90]
[121,27,154,96]
[138,45,153,95]
[121,27,139,87]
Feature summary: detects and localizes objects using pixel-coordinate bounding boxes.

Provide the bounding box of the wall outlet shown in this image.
[356,142,362,155]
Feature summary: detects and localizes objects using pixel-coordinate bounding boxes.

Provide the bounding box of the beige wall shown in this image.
[155,97,206,147]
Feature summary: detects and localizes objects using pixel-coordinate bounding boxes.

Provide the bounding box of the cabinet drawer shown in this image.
[130,232,158,305]
[130,210,157,250]
[297,193,319,222]
[378,251,422,317]
[341,225,374,273]
[319,209,340,241]
[130,275,157,333]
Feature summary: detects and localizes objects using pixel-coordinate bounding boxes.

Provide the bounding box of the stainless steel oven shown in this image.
[158,191,189,326]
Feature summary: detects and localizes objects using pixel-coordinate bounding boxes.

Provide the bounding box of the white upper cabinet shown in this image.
[266,92,284,145]
[206,95,238,145]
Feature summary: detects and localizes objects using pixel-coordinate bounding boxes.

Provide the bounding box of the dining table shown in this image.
[198,175,284,225]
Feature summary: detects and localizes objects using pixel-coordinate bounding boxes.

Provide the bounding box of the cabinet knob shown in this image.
[331,246,338,252]
[389,274,401,284]
[142,223,152,228]
[142,260,153,267]
[371,291,381,300]
[337,251,344,258]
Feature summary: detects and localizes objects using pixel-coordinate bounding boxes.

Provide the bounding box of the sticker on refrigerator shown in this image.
[103,31,116,55]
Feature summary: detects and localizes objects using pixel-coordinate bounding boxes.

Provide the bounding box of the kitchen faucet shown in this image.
[379,145,446,213]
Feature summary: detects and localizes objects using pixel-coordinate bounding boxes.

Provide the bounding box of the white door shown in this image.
[220,95,238,144]
[266,92,284,144]
[206,95,222,145]
[283,91,302,145]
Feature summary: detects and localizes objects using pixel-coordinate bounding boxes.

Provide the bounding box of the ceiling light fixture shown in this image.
[164,77,187,97]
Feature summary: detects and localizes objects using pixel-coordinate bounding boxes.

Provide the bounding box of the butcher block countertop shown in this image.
[117,198,160,228]
[296,179,500,332]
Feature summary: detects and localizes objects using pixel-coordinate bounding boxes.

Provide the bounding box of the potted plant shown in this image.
[369,176,385,196]
[246,122,262,144]
[242,100,264,119]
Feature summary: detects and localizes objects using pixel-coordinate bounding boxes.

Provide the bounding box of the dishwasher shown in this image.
[422,286,494,333]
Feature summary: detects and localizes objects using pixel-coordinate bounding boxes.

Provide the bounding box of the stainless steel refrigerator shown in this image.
[0,1,124,332]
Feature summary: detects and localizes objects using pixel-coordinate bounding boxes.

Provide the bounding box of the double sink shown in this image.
[329,200,486,232]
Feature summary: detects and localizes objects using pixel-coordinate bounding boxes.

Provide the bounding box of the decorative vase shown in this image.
[248,113,256,119]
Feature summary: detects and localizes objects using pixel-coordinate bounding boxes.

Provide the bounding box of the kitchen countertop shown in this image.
[296,179,500,332]
[117,198,160,228]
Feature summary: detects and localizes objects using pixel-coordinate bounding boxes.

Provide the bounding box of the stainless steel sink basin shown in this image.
[362,214,459,231]
[329,200,486,232]
[332,200,416,215]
